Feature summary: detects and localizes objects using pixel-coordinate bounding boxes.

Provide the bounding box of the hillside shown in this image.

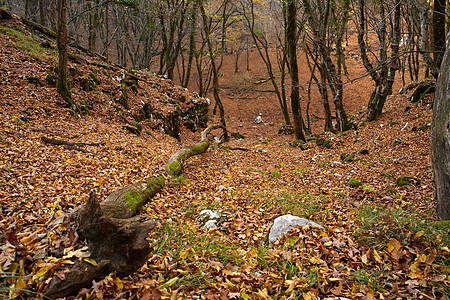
[1,17,449,299]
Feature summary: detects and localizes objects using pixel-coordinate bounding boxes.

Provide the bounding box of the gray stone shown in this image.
[199,209,224,229]
[268,214,323,243]
[199,209,221,220]
[202,220,218,229]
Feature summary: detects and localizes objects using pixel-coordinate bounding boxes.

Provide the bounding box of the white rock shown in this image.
[202,220,218,229]
[254,113,263,124]
[217,185,232,192]
[199,209,221,220]
[268,214,323,243]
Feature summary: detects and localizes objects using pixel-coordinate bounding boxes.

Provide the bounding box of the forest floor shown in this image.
[0,17,449,299]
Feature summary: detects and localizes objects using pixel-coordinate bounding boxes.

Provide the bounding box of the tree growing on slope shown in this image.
[199,0,229,141]
[302,0,352,131]
[286,0,307,140]
[56,0,75,109]
[431,34,450,220]
[356,0,401,121]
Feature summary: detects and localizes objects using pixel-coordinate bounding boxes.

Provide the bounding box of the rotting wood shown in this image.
[44,192,157,299]
[41,136,105,153]
[43,124,224,299]
[41,136,105,147]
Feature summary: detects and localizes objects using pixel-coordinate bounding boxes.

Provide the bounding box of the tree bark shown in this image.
[56,0,74,108]
[432,0,446,69]
[431,35,450,220]
[199,0,229,141]
[357,0,400,121]
[286,0,306,141]
[44,124,224,299]
[183,0,198,88]
[409,0,440,79]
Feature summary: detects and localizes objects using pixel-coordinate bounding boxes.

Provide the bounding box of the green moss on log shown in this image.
[144,176,165,196]
[119,85,130,110]
[125,189,143,212]
[192,141,208,153]
[167,160,182,177]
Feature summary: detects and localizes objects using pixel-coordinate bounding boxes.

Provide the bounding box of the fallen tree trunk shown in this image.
[41,136,105,147]
[41,136,106,153]
[44,124,224,299]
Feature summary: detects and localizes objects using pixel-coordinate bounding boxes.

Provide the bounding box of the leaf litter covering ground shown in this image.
[0,21,449,299]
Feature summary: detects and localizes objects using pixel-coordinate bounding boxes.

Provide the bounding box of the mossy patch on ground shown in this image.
[348,178,362,188]
[396,176,420,187]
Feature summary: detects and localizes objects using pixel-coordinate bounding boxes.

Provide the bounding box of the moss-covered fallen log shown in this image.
[43,124,224,299]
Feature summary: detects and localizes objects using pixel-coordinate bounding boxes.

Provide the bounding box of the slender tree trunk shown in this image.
[304,43,334,132]
[431,34,450,220]
[432,0,446,68]
[242,0,291,125]
[56,0,74,108]
[410,0,439,78]
[104,1,109,62]
[195,49,205,97]
[279,48,291,125]
[199,0,228,141]
[357,0,400,121]
[88,0,99,52]
[183,0,198,88]
[286,0,305,141]
[319,66,334,132]
[39,0,45,26]
[366,0,400,121]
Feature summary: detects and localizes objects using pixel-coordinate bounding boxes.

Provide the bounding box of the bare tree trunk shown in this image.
[410,0,439,78]
[357,0,400,121]
[431,35,450,220]
[39,0,45,26]
[302,0,351,131]
[242,0,291,125]
[199,0,228,141]
[87,0,99,52]
[304,43,334,132]
[183,0,198,88]
[432,0,446,68]
[286,0,305,141]
[56,0,74,108]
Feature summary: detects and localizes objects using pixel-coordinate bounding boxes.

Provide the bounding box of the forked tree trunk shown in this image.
[431,37,450,220]
[358,0,400,121]
[199,0,228,141]
[44,124,224,299]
